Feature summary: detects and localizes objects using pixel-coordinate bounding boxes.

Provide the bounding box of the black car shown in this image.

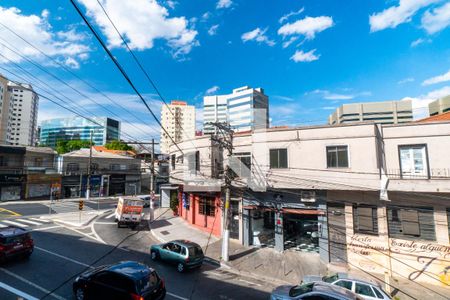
[73,261,166,300]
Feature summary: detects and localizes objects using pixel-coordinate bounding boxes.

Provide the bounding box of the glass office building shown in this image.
[39,117,120,148]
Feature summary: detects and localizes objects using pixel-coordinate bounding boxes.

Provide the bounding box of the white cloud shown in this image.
[410,37,431,47]
[369,0,439,32]
[208,24,219,36]
[78,0,198,59]
[201,12,211,21]
[282,36,299,48]
[206,86,220,95]
[421,2,450,34]
[57,28,88,42]
[273,95,294,102]
[402,86,450,119]
[322,106,336,110]
[216,0,232,9]
[398,77,415,84]
[64,57,80,69]
[308,89,372,100]
[41,9,50,19]
[279,7,305,24]
[0,6,90,68]
[166,0,178,9]
[241,27,275,46]
[290,49,320,62]
[422,70,450,85]
[278,16,334,39]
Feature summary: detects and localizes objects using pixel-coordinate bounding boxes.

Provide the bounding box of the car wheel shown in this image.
[151,250,158,261]
[177,262,185,273]
[75,287,85,300]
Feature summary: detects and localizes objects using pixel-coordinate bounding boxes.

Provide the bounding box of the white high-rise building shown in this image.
[203,86,269,134]
[0,75,13,144]
[8,81,39,146]
[203,94,228,134]
[160,100,196,154]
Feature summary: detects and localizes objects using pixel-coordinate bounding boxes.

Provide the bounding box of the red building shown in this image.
[177,190,222,237]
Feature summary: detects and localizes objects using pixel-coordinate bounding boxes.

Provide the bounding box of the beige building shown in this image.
[328,100,413,125]
[428,95,450,116]
[169,120,450,290]
[160,100,195,154]
[0,75,13,144]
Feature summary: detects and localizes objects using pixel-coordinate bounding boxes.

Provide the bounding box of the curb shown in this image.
[219,262,294,286]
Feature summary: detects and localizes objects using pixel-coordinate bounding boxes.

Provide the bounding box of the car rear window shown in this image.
[136,271,159,294]
[188,246,203,257]
[289,283,314,297]
[0,233,30,244]
[355,282,376,297]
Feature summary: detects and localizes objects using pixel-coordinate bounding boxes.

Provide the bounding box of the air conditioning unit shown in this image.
[301,191,316,203]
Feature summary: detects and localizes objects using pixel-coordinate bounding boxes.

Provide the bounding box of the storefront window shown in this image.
[251,210,275,248]
[283,214,319,253]
[199,197,215,217]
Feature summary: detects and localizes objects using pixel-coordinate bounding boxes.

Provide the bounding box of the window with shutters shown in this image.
[353,205,378,235]
[387,206,435,241]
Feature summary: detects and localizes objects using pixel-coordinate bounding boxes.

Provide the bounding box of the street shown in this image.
[0,200,276,300]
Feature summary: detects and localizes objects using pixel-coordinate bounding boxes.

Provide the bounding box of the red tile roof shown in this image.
[416,111,450,123]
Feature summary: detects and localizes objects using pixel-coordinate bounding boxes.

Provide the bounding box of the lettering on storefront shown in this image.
[390,239,450,258]
[348,235,388,256]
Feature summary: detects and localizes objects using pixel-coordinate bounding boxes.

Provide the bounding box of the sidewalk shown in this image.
[149,208,450,300]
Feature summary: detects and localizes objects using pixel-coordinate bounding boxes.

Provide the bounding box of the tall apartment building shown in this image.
[160,100,195,154]
[428,95,450,116]
[328,100,413,125]
[40,117,120,148]
[203,95,227,134]
[203,86,269,134]
[8,81,39,146]
[0,75,13,144]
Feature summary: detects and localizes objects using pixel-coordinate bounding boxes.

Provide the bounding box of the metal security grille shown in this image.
[387,206,435,241]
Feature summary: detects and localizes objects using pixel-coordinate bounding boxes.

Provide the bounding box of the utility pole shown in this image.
[86,130,93,202]
[210,122,234,262]
[150,138,155,193]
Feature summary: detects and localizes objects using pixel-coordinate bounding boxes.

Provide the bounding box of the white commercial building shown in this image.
[203,86,269,134]
[0,75,13,144]
[8,81,39,146]
[160,100,195,154]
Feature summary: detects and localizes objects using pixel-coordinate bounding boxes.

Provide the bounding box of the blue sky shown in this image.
[0,0,449,142]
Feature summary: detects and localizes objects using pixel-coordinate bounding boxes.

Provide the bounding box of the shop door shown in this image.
[327,203,347,264]
[230,201,239,239]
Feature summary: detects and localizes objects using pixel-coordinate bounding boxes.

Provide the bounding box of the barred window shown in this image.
[199,197,215,217]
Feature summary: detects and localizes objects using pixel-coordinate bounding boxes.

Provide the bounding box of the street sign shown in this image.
[79,200,84,211]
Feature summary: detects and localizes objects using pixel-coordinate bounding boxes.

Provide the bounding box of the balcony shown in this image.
[387,168,450,180]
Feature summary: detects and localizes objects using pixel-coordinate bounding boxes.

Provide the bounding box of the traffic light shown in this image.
[79,200,84,211]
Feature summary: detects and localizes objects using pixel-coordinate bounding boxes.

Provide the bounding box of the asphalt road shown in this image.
[0,205,276,300]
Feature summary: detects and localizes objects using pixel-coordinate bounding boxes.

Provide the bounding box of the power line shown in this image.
[70,0,183,154]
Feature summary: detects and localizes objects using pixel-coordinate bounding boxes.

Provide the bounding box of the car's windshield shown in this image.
[289,283,314,297]
[135,271,159,294]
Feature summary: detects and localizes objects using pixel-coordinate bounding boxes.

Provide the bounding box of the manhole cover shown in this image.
[161,230,170,235]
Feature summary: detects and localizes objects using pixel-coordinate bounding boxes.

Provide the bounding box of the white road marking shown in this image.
[0,223,7,228]
[32,225,62,232]
[237,278,262,287]
[95,221,117,225]
[15,219,41,225]
[90,220,106,244]
[31,218,51,223]
[0,281,39,300]
[0,268,66,300]
[2,220,29,227]
[167,292,189,300]
[35,246,93,268]
[105,212,115,219]
[57,224,104,244]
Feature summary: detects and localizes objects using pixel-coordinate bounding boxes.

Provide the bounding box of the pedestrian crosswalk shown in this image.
[45,200,96,214]
[0,217,52,228]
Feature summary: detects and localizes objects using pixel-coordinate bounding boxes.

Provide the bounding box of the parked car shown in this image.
[302,273,391,300]
[73,261,165,300]
[115,197,145,229]
[150,240,204,273]
[0,226,34,263]
[270,281,363,300]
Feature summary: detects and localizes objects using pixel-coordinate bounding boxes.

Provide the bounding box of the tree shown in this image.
[105,140,133,151]
[56,139,94,154]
